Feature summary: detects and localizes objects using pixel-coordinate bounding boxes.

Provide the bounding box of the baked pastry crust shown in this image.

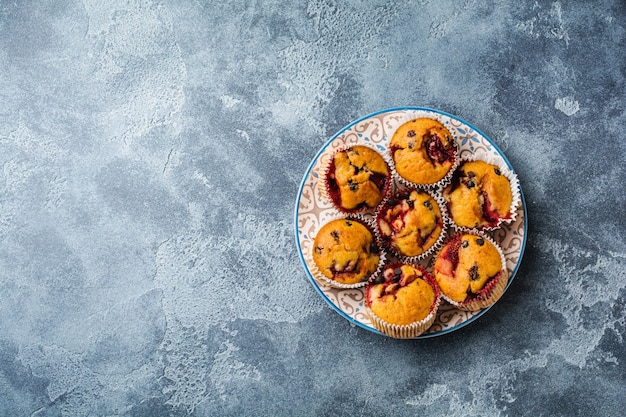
[390,118,456,185]
[376,189,444,258]
[365,263,440,338]
[312,219,381,285]
[366,264,436,325]
[433,233,507,310]
[326,146,390,212]
[443,160,513,229]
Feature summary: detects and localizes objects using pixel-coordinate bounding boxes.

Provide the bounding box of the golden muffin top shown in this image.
[433,234,504,303]
[366,264,437,325]
[312,219,380,285]
[443,160,513,229]
[390,118,456,185]
[377,189,443,258]
[327,146,389,211]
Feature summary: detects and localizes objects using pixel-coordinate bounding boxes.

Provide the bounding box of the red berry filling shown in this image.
[424,133,455,165]
[378,194,410,236]
[482,191,511,226]
[441,234,462,271]
[369,172,388,193]
[481,191,501,226]
[330,261,359,277]
[389,143,401,153]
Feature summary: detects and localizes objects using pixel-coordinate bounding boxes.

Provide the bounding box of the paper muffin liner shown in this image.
[374,188,449,264]
[386,111,459,190]
[436,231,509,311]
[442,151,521,232]
[307,214,386,289]
[364,264,441,338]
[318,143,393,215]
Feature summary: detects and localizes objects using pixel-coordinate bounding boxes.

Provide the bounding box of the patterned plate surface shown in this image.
[294,107,527,338]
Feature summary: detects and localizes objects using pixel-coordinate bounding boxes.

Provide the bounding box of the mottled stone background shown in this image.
[0,0,624,416]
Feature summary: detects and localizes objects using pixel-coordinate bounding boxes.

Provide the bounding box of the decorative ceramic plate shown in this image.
[294,107,527,338]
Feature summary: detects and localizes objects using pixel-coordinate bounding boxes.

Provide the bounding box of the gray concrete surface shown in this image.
[0,1,624,416]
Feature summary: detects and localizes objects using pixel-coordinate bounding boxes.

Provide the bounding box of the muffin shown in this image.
[311,218,382,288]
[324,145,391,213]
[389,118,457,186]
[365,263,440,338]
[433,233,508,311]
[376,188,446,260]
[442,159,515,229]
